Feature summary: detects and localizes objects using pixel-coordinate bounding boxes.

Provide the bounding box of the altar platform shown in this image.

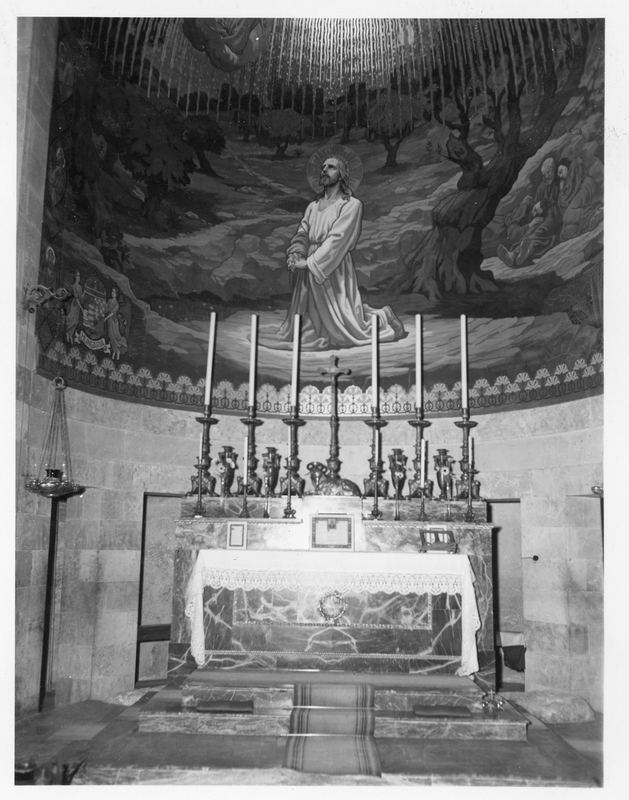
[140,670,528,741]
[16,686,604,786]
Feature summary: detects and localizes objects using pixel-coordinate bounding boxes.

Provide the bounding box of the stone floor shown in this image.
[15,684,605,787]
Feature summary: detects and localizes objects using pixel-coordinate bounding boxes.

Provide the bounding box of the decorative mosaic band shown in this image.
[39,341,603,417]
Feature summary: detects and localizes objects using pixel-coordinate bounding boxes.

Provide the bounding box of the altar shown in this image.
[168,496,495,684]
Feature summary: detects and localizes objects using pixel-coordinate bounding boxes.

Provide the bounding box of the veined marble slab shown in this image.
[139,710,289,736]
[374,702,528,741]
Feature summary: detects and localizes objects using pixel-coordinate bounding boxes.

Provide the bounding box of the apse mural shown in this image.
[35,18,603,415]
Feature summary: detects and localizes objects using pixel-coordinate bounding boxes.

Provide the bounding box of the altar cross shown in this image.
[319,355,351,478]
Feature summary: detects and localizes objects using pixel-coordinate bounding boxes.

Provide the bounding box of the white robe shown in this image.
[278,194,405,350]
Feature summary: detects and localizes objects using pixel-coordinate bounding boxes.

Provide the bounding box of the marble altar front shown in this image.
[168,496,495,683]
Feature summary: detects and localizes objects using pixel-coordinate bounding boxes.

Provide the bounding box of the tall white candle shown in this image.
[203,312,217,406]
[460,314,468,409]
[290,314,300,408]
[415,314,422,409]
[372,314,379,409]
[248,314,258,408]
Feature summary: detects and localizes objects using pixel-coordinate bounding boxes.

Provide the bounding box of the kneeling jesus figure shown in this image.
[278,153,405,350]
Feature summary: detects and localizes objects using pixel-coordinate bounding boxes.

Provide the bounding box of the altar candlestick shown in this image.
[242,435,248,482]
[460,315,468,409]
[203,312,217,406]
[248,314,258,408]
[375,430,380,464]
[469,435,474,466]
[415,314,422,409]
[372,314,379,410]
[420,438,426,487]
[290,314,300,408]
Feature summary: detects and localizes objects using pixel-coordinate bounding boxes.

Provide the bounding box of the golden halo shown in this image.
[306,145,363,194]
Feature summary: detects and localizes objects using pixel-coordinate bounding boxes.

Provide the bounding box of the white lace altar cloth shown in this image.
[185,550,481,676]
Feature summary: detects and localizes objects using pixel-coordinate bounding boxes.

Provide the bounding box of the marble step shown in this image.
[182,668,481,691]
[181,669,483,714]
[140,685,527,740]
[373,704,528,741]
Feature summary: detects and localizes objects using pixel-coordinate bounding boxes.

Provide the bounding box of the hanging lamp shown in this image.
[26,377,84,498]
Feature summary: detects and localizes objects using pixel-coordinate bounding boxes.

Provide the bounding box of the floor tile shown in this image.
[49,722,109,740]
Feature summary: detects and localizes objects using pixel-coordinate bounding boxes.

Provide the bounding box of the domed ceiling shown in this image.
[35,18,603,416]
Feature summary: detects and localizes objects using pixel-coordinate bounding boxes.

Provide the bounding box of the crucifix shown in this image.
[319,355,351,478]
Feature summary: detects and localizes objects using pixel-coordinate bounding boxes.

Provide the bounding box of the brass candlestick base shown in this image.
[281,406,306,518]
[364,410,388,519]
[239,406,263,497]
[189,405,219,517]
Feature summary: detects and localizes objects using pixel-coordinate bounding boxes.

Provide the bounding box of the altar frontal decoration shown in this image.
[184,549,481,676]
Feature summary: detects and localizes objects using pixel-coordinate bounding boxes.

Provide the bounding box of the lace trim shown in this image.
[196,567,463,595]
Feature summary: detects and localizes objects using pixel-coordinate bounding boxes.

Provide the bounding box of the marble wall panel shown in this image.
[256,625,435,656]
[192,582,464,671]
[167,643,198,681]
[203,587,235,651]
[138,641,170,682]
[274,654,461,673]
[230,588,432,629]
[171,549,196,642]
[431,593,463,656]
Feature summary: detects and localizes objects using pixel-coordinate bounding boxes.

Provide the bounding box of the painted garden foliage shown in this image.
[36,18,603,415]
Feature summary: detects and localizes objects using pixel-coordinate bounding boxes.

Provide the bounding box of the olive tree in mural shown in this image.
[367,89,424,168]
[183,116,226,177]
[400,19,599,300]
[256,108,310,159]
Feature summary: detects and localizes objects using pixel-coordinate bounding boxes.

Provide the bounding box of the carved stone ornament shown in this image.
[317,591,347,623]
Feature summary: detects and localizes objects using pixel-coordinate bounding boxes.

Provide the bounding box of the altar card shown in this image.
[227,521,247,549]
[310,514,353,550]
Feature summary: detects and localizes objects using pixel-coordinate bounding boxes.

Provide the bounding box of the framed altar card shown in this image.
[227,521,247,549]
[310,514,353,550]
